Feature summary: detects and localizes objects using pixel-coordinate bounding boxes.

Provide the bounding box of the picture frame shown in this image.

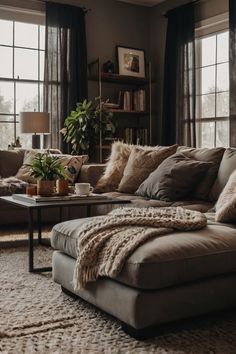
[116,46,146,78]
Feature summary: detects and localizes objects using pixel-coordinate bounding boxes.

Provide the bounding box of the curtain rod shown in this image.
[30,0,91,14]
[163,0,200,17]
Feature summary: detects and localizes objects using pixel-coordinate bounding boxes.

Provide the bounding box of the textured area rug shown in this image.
[1,246,236,353]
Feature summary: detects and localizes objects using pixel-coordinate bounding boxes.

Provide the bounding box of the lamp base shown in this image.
[32,134,40,149]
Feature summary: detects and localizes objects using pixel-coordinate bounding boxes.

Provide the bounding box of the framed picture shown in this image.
[116,46,146,78]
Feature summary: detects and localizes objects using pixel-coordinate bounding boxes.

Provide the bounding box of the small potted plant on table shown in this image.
[29,153,67,196]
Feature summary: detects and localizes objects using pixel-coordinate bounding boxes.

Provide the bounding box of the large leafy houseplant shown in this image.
[60,99,115,154]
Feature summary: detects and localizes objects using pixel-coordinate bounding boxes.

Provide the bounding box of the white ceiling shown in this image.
[117,0,166,7]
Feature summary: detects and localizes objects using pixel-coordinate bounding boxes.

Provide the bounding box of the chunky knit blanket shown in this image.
[73,207,207,290]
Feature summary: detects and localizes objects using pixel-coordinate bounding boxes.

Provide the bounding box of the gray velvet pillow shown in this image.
[135,152,211,202]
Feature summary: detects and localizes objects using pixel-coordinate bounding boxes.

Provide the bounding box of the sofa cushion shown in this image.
[136,153,211,202]
[0,149,25,178]
[94,141,133,193]
[178,146,225,201]
[210,148,236,201]
[118,144,177,194]
[15,149,39,183]
[53,154,88,183]
[51,216,236,290]
[215,169,236,223]
[94,142,160,193]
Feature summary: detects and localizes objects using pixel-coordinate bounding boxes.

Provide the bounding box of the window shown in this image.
[0,18,45,149]
[195,17,229,148]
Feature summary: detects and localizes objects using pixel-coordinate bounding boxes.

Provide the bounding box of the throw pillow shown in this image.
[118,144,178,194]
[215,169,236,223]
[210,148,236,201]
[136,152,211,202]
[15,149,39,183]
[55,154,88,183]
[94,141,134,193]
[177,146,225,201]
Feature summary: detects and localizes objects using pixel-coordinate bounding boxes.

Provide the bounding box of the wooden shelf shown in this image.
[103,109,149,115]
[88,73,149,85]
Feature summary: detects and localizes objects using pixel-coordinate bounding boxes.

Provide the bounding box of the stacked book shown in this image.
[124,128,148,145]
[119,89,146,111]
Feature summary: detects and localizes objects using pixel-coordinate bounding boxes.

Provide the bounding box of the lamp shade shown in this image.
[20,112,50,134]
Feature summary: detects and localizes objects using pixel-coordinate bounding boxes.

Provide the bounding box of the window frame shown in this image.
[0,6,45,147]
[195,13,229,148]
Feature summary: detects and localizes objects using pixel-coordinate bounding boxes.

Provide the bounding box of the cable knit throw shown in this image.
[73,207,207,289]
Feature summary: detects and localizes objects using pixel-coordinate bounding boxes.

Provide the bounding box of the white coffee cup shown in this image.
[75,183,94,196]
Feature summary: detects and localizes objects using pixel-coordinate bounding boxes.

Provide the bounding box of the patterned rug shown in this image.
[1,243,236,353]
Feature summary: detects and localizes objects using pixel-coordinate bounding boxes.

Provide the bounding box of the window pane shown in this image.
[14,48,38,80]
[217,63,229,91]
[0,115,14,122]
[217,32,228,63]
[0,122,15,149]
[16,123,32,149]
[0,20,13,46]
[200,35,216,67]
[15,22,38,49]
[197,122,215,148]
[196,94,215,118]
[16,83,39,114]
[216,121,229,147]
[0,46,13,78]
[0,82,14,114]
[40,51,45,81]
[196,66,215,95]
[40,26,45,50]
[39,83,43,110]
[216,92,229,117]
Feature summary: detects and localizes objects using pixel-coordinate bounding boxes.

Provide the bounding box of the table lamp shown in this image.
[20,112,50,149]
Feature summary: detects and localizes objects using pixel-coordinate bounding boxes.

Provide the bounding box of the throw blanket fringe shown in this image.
[73,207,207,290]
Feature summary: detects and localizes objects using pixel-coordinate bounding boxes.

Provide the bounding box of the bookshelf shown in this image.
[88,57,153,162]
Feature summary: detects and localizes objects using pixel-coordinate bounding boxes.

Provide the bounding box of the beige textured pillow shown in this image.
[94,141,133,193]
[118,144,178,194]
[15,150,39,183]
[215,169,236,223]
[94,141,162,193]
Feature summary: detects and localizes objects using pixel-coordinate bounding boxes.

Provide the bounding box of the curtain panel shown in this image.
[162,3,196,147]
[229,0,236,147]
[44,2,88,152]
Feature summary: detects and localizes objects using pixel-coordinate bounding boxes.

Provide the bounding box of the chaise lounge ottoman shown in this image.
[51,213,236,338]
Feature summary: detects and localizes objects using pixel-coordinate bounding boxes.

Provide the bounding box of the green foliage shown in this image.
[60,98,115,154]
[28,153,67,181]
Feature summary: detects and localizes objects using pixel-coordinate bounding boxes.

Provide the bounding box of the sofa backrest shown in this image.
[0,149,25,178]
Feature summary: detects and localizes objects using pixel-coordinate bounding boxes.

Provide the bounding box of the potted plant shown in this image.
[29,153,67,196]
[60,98,115,155]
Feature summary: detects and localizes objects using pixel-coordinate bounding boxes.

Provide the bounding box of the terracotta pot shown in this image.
[37,180,55,197]
[56,179,69,196]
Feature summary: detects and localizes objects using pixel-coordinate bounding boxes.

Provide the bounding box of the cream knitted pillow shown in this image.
[215,169,236,222]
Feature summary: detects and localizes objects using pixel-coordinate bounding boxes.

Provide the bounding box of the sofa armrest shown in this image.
[78,164,106,186]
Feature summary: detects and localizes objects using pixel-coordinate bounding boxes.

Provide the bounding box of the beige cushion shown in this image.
[0,149,25,178]
[16,150,87,184]
[51,216,236,290]
[54,154,88,183]
[94,141,161,193]
[178,146,225,200]
[215,169,236,223]
[118,144,178,194]
[15,150,39,183]
[211,148,236,201]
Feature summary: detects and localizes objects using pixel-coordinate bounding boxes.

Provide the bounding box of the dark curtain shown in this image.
[44,2,88,152]
[162,3,196,147]
[229,0,236,147]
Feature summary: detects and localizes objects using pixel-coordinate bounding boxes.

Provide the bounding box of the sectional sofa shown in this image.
[50,143,236,338]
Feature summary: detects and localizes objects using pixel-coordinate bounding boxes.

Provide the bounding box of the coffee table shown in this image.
[0,195,130,273]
